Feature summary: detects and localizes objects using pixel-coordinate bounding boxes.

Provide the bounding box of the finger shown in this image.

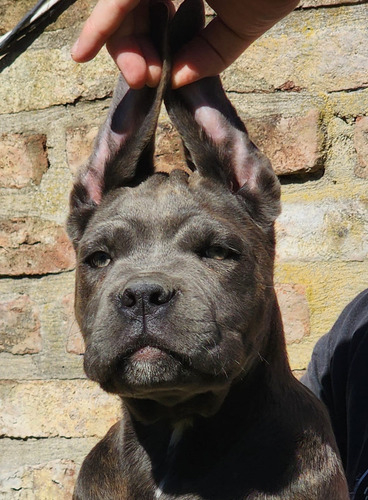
[172,16,253,88]
[107,35,162,89]
[107,35,148,89]
[207,0,299,39]
[71,0,141,62]
[139,37,162,87]
[106,1,173,88]
[105,5,150,89]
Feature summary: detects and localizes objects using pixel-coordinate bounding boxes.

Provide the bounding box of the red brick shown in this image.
[275,284,310,344]
[0,295,41,354]
[354,116,368,178]
[0,217,75,276]
[0,133,48,189]
[62,293,84,355]
[247,109,322,176]
[155,122,188,173]
[65,126,98,175]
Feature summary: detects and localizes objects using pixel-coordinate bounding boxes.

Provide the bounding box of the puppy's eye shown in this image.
[205,246,231,260]
[86,251,111,268]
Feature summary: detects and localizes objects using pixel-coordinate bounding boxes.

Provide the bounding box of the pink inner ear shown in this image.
[83,133,111,205]
[231,131,259,191]
[194,106,227,143]
[83,128,131,206]
[83,169,103,205]
[194,105,257,191]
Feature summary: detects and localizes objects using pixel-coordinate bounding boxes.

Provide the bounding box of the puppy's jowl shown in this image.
[67,1,348,498]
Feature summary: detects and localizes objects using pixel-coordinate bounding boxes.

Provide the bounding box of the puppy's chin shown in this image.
[90,347,232,419]
[92,346,187,396]
[116,347,185,392]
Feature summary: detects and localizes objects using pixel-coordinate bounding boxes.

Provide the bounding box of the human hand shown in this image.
[71,0,172,89]
[172,0,299,87]
[71,0,299,89]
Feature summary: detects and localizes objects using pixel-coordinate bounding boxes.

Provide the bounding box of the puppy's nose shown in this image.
[119,283,176,315]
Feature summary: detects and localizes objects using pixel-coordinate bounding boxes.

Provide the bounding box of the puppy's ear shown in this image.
[165,0,280,229]
[67,2,170,245]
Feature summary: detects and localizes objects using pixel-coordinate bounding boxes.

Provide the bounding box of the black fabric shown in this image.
[302,289,368,499]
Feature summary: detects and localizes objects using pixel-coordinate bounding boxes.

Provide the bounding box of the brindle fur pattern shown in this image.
[67,1,349,498]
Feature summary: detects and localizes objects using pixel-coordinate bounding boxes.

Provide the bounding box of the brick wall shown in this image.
[1,0,367,496]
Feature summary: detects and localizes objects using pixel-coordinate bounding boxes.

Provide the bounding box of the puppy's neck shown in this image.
[154,419,193,499]
[169,418,192,450]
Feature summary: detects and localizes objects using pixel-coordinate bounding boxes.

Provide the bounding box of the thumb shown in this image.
[171,17,256,89]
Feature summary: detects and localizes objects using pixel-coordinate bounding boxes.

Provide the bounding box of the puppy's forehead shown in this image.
[96,170,245,227]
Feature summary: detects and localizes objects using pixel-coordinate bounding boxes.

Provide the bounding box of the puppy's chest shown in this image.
[130,423,204,500]
[151,425,194,499]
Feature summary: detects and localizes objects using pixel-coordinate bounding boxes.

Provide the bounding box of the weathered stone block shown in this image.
[47,0,96,32]
[0,459,77,500]
[354,115,368,178]
[0,217,75,276]
[0,295,41,355]
[275,283,310,343]
[223,6,368,94]
[0,0,34,34]
[0,380,121,438]
[276,199,368,263]
[299,0,364,6]
[247,109,323,175]
[0,44,117,114]
[65,125,98,175]
[0,133,48,189]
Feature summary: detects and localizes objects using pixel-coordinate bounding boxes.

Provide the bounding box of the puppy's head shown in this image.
[67,0,281,423]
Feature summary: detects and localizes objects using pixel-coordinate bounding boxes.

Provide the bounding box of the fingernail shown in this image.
[171,66,186,89]
[172,65,199,89]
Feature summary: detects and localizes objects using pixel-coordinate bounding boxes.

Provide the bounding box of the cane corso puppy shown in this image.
[67,1,349,498]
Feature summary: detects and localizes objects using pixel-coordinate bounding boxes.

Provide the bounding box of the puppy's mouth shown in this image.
[95,341,187,394]
[94,338,227,402]
[125,343,190,367]
[129,345,167,362]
